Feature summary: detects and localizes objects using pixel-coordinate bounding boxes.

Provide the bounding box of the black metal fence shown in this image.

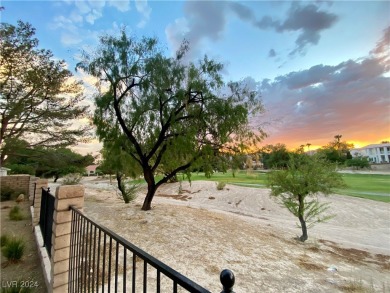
[31,182,37,207]
[39,187,55,258]
[69,206,235,293]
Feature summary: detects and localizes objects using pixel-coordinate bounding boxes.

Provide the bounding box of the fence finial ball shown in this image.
[220,269,235,293]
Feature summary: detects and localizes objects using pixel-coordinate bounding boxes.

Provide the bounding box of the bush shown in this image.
[1,186,14,202]
[0,187,24,202]
[62,173,83,185]
[1,234,10,247]
[118,181,139,203]
[216,181,226,190]
[2,237,25,262]
[9,206,25,221]
[345,156,371,169]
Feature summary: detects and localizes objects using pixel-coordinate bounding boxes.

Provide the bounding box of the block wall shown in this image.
[0,175,31,195]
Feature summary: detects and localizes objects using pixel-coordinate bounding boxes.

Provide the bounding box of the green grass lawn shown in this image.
[180,171,390,203]
[335,173,390,202]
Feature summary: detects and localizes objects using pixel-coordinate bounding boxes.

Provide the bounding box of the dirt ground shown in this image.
[80,178,390,293]
[0,200,47,292]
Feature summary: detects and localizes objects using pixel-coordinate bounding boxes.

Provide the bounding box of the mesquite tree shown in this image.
[0,21,90,165]
[77,31,265,210]
[267,153,345,242]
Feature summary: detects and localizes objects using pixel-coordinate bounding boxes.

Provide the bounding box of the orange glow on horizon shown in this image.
[258,137,390,152]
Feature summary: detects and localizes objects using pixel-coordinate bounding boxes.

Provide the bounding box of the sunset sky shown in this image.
[2,0,389,154]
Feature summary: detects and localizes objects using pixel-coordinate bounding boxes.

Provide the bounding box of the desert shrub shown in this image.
[9,206,25,221]
[1,234,10,247]
[1,186,15,202]
[62,173,83,185]
[118,181,139,203]
[216,181,226,190]
[1,187,25,202]
[2,237,25,262]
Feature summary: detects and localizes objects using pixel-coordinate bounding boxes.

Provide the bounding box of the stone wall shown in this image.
[0,175,31,195]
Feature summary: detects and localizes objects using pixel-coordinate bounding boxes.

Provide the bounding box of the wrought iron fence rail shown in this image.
[39,187,55,258]
[69,206,211,293]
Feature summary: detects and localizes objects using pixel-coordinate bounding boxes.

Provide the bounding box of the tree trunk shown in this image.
[298,215,308,242]
[298,194,308,242]
[142,184,156,210]
[142,170,156,211]
[116,172,124,195]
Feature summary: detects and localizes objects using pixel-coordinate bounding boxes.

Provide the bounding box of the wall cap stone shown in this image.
[55,185,85,199]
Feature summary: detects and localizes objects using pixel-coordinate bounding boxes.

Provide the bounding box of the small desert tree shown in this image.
[77,31,265,210]
[267,153,345,242]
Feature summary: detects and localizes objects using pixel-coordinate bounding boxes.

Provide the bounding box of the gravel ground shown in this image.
[77,178,390,293]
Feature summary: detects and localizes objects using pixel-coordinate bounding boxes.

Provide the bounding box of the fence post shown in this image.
[50,185,84,293]
[29,176,37,204]
[220,269,235,293]
[32,179,48,226]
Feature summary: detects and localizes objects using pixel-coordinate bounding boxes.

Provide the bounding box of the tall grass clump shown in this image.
[9,206,25,221]
[2,237,25,262]
[1,234,10,247]
[118,181,139,203]
[216,181,226,190]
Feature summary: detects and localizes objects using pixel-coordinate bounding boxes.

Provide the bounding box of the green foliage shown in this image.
[1,237,25,262]
[4,144,95,179]
[9,206,25,221]
[1,234,10,247]
[0,187,23,202]
[260,144,291,169]
[268,154,345,197]
[316,135,354,164]
[345,156,370,169]
[77,30,265,210]
[0,21,90,165]
[117,181,139,203]
[6,163,36,175]
[1,186,14,201]
[216,181,226,190]
[35,147,94,181]
[61,173,83,185]
[99,140,142,179]
[268,153,345,241]
[281,198,334,229]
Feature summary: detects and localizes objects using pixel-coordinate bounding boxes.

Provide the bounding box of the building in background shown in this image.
[0,167,10,176]
[85,164,99,176]
[351,142,390,164]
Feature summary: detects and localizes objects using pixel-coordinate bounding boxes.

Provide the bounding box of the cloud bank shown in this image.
[255,26,390,147]
[52,0,151,46]
[166,1,338,59]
